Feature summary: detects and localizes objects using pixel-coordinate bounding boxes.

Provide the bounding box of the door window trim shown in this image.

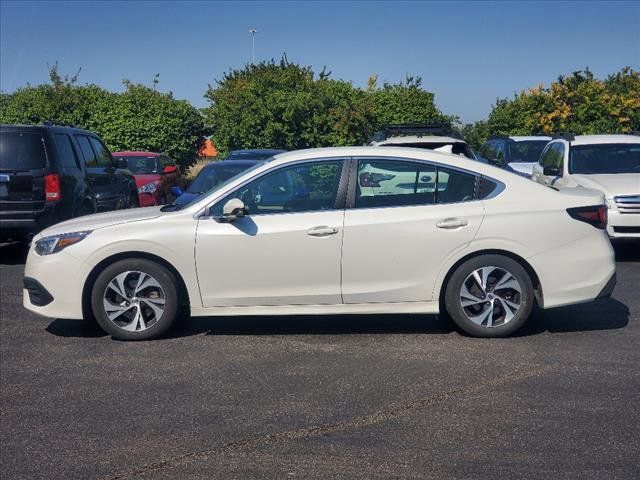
[202,157,351,218]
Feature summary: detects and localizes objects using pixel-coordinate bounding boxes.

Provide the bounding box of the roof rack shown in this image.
[488,133,554,141]
[370,123,458,143]
[43,120,77,128]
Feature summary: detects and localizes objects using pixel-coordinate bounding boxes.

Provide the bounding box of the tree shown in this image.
[203,59,452,155]
[0,65,206,168]
[485,67,640,136]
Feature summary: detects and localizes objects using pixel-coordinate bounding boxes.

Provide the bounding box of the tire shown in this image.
[444,254,534,338]
[90,258,180,340]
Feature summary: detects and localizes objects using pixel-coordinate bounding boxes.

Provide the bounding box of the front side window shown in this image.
[569,143,640,174]
[88,137,114,168]
[540,143,564,170]
[355,160,477,208]
[212,160,343,216]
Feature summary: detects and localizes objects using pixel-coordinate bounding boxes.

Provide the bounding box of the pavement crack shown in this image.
[103,364,554,480]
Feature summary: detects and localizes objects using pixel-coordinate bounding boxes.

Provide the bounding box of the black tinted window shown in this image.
[88,137,113,167]
[75,135,97,167]
[213,161,343,216]
[509,140,549,163]
[54,134,80,169]
[0,132,47,170]
[569,144,640,174]
[356,160,436,208]
[436,167,477,203]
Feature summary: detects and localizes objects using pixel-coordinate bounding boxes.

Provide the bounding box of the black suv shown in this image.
[0,124,139,241]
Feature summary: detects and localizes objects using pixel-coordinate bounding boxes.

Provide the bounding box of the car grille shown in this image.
[614,195,640,214]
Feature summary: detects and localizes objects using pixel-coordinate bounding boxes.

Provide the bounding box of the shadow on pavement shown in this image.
[0,241,29,265]
[612,239,640,262]
[46,319,108,338]
[518,298,629,336]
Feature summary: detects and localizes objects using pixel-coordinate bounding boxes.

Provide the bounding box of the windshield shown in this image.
[509,140,549,163]
[225,151,280,161]
[0,132,47,170]
[187,164,252,194]
[162,161,264,212]
[569,143,640,174]
[115,156,159,174]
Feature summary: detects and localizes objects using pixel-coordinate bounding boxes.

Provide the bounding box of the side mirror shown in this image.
[216,198,246,222]
[543,165,562,177]
[170,186,184,197]
[115,158,128,169]
[163,165,178,175]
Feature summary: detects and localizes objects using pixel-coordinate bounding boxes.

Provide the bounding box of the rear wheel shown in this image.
[444,254,534,337]
[90,258,179,340]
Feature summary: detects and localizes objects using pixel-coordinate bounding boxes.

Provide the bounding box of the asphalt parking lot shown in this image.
[1,241,639,480]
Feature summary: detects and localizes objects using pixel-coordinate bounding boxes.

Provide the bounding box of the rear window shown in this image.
[0,131,47,170]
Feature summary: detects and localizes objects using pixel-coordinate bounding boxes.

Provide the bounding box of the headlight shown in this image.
[34,231,92,256]
[138,182,159,194]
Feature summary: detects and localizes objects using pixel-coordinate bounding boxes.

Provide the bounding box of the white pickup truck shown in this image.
[531,134,640,238]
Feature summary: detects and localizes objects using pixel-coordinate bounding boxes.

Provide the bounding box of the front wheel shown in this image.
[90,258,180,340]
[444,254,534,337]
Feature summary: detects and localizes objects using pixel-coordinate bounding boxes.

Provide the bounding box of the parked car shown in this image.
[172,159,265,206]
[531,134,640,238]
[476,135,552,177]
[0,124,138,242]
[23,146,615,341]
[369,124,477,160]
[224,149,287,161]
[111,151,180,206]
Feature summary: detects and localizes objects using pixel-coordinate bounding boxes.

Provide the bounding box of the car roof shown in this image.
[568,134,640,146]
[112,151,161,157]
[508,136,552,142]
[371,135,467,146]
[0,123,97,136]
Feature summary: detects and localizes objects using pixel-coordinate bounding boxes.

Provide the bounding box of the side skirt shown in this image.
[190,301,439,317]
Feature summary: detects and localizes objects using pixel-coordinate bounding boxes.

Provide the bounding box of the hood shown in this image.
[35,206,164,239]
[133,173,162,188]
[571,174,640,198]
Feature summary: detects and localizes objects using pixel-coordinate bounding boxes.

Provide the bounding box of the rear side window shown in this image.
[355,160,477,208]
[88,137,113,167]
[0,132,47,170]
[436,167,477,203]
[356,160,437,208]
[75,135,97,167]
[54,134,80,169]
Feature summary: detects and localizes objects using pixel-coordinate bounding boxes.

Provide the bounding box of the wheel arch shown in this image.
[437,249,544,311]
[81,251,191,321]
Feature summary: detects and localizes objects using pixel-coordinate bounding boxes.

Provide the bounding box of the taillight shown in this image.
[566,205,607,229]
[44,174,61,202]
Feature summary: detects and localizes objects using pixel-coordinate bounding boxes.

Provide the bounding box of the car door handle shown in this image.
[436,218,469,229]
[307,226,339,237]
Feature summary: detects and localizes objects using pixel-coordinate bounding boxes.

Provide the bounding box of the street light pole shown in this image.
[249,28,257,64]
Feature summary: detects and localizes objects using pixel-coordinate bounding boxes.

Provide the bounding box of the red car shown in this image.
[112,151,179,206]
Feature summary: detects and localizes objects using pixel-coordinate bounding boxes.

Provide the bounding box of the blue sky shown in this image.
[1,1,638,122]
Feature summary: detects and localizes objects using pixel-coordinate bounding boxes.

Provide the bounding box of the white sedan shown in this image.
[23,147,616,340]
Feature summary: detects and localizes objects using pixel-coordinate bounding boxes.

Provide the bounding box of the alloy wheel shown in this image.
[459,266,523,328]
[102,271,166,332]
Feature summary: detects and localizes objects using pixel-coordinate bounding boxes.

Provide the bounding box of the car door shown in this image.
[74,135,116,211]
[195,158,347,307]
[52,132,89,218]
[341,157,484,304]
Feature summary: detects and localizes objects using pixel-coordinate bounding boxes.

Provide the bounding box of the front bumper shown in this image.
[138,192,160,207]
[607,208,640,238]
[23,247,85,319]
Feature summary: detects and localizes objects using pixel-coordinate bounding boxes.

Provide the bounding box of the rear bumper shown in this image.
[529,231,616,309]
[0,206,57,239]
